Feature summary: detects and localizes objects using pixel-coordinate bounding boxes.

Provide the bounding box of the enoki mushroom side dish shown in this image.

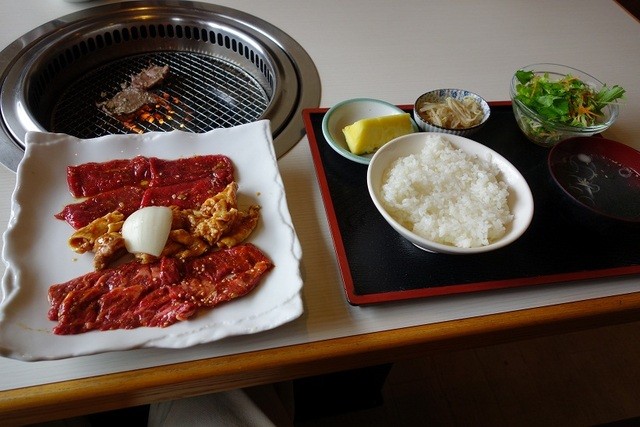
[418,96,484,129]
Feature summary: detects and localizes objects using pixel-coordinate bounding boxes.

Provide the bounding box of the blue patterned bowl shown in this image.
[413,89,490,136]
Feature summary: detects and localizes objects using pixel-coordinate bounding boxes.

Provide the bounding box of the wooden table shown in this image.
[1,1,639,424]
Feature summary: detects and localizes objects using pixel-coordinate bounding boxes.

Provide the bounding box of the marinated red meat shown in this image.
[63,155,233,197]
[57,155,236,228]
[66,156,150,198]
[148,155,234,188]
[179,243,273,307]
[55,186,145,229]
[47,269,104,322]
[132,286,198,328]
[48,243,273,334]
[49,257,191,334]
[140,177,231,210]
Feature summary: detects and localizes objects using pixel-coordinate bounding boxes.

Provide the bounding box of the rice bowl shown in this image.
[367,133,534,254]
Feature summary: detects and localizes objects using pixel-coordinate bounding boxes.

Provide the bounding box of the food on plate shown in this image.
[68,211,125,254]
[47,243,273,335]
[50,154,271,334]
[69,181,261,270]
[147,155,234,188]
[140,177,227,210]
[65,154,232,198]
[342,113,414,155]
[380,134,512,248]
[66,156,150,198]
[56,154,234,228]
[513,69,625,128]
[98,64,170,120]
[121,206,173,257]
[417,96,484,129]
[55,185,145,229]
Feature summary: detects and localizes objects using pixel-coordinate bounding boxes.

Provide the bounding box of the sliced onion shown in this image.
[121,206,172,257]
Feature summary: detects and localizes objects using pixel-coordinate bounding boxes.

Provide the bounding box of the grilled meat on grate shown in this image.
[98,64,170,120]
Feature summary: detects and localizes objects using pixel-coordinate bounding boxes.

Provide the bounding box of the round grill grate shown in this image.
[0,1,321,171]
[51,52,270,138]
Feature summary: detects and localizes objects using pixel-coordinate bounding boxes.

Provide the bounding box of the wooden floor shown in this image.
[295,320,640,427]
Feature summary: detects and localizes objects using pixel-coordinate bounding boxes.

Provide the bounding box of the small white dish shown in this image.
[322,98,418,165]
[367,132,534,254]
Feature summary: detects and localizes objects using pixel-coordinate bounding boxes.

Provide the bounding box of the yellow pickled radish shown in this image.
[342,113,414,155]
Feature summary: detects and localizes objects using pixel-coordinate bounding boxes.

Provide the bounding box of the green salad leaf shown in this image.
[514,69,625,127]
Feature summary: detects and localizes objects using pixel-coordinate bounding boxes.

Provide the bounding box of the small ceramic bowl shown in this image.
[413,89,490,136]
[548,136,640,227]
[367,132,534,254]
[322,98,418,165]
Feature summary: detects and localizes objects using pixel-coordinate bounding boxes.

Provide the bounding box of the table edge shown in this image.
[2,290,640,425]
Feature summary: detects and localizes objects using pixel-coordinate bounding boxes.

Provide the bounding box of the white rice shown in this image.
[380,135,513,248]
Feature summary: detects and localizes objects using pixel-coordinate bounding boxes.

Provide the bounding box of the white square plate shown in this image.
[0,120,303,361]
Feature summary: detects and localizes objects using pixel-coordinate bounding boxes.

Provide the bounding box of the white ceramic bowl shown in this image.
[413,89,490,136]
[322,98,418,164]
[367,132,534,254]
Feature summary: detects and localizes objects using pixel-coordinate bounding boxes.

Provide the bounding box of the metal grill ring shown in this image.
[0,1,321,171]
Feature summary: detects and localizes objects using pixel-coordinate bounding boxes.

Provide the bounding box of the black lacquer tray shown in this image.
[303,102,640,305]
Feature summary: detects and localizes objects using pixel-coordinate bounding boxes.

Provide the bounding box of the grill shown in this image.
[53,52,270,137]
[0,1,321,171]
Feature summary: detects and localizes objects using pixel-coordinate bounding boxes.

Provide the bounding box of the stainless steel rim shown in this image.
[0,0,321,171]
